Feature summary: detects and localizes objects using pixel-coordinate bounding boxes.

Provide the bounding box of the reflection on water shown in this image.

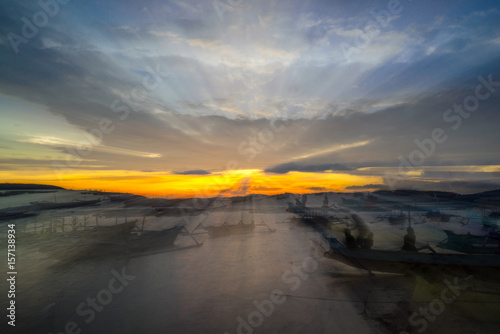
[1,190,500,333]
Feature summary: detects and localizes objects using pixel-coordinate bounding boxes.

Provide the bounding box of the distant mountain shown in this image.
[371,188,500,207]
[468,189,500,198]
[0,183,64,190]
[455,189,500,202]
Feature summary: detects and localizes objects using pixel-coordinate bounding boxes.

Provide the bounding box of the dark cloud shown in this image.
[265,162,352,174]
[174,169,211,175]
[307,187,328,191]
[422,171,495,180]
[252,186,282,192]
[345,184,388,191]
[0,158,106,169]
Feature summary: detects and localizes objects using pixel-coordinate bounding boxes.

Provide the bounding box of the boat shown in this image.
[482,211,500,228]
[36,220,138,256]
[426,210,452,222]
[372,210,407,225]
[341,197,362,207]
[207,221,255,237]
[123,226,184,251]
[286,202,307,215]
[324,237,500,280]
[72,220,138,240]
[388,212,406,225]
[38,221,183,259]
[437,230,500,254]
[286,202,345,222]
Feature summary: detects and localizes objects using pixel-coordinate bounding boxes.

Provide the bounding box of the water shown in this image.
[1,194,499,333]
[0,189,100,210]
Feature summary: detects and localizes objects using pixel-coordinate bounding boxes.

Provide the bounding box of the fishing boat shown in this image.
[341,197,362,207]
[324,237,500,280]
[482,211,500,228]
[388,212,406,225]
[36,220,138,257]
[437,230,500,254]
[426,210,452,222]
[207,221,255,237]
[38,221,181,259]
[286,202,345,222]
[123,226,183,251]
[73,220,138,240]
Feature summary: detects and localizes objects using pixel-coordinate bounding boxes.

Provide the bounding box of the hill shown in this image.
[0,183,65,190]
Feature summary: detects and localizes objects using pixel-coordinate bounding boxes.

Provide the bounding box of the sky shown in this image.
[0,0,500,197]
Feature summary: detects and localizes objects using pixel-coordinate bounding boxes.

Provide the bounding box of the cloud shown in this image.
[174,169,211,175]
[265,162,353,174]
[0,0,499,196]
[18,136,163,158]
[345,184,388,191]
[307,187,328,191]
[291,140,373,160]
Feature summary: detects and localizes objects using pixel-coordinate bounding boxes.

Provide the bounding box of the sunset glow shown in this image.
[0,169,383,197]
[1,0,499,195]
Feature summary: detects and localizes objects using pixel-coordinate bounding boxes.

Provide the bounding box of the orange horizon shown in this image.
[1,169,383,198]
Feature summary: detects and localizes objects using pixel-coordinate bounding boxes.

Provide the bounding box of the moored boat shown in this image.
[426,210,452,222]
[437,230,500,254]
[38,221,183,259]
[36,220,138,259]
[72,220,138,240]
[324,237,500,280]
[388,213,406,225]
[482,211,500,228]
[341,197,361,207]
[123,226,183,251]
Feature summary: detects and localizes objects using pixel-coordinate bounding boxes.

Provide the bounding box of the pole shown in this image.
[407,208,412,228]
